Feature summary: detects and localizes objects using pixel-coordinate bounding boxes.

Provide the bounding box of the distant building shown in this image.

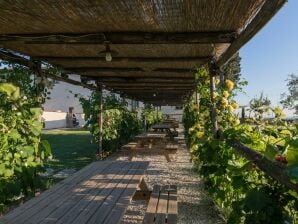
[42,75,183,129]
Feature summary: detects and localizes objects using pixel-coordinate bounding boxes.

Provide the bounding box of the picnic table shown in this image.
[135,133,167,149]
[151,124,172,132]
[151,124,178,140]
[0,160,149,224]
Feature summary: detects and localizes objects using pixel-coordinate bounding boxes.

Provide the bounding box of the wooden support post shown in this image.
[195,89,198,104]
[219,70,225,87]
[209,64,218,136]
[144,116,147,132]
[97,84,103,157]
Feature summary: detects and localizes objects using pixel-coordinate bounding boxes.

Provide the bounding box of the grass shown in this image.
[42,128,97,171]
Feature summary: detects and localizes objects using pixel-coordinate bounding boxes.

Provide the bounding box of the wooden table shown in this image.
[0,160,149,224]
[135,133,167,149]
[151,124,172,132]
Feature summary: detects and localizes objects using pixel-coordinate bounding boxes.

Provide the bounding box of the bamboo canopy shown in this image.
[0,0,286,105]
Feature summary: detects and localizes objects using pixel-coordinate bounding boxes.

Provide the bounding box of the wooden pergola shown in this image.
[0,0,286,106]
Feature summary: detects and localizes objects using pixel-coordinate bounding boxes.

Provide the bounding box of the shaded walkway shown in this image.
[119,127,225,224]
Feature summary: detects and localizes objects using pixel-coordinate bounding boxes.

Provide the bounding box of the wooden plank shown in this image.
[166,185,178,224]
[70,161,137,224]
[54,161,133,224]
[1,161,105,222]
[39,161,128,224]
[9,161,113,224]
[155,186,169,224]
[86,161,143,224]
[0,31,235,44]
[37,56,210,63]
[88,162,144,224]
[142,185,161,224]
[102,162,149,224]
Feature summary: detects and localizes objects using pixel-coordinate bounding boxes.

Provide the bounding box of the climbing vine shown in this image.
[79,91,142,152]
[141,104,163,129]
[0,62,52,212]
[183,66,298,223]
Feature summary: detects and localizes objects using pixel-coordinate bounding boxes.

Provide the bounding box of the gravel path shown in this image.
[115,128,225,224]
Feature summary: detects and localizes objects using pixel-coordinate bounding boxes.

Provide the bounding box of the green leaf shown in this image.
[244,189,271,212]
[264,144,278,160]
[41,139,52,157]
[30,108,42,119]
[287,165,298,181]
[286,147,298,166]
[0,83,19,99]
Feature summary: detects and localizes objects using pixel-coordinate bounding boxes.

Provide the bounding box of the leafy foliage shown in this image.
[0,62,53,212]
[183,66,298,223]
[281,74,298,114]
[79,92,142,152]
[141,104,163,129]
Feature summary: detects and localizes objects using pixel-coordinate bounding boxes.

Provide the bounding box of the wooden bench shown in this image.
[143,185,178,224]
[0,161,149,224]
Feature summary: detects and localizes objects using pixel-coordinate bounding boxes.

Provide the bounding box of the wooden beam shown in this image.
[69,68,195,78]
[104,83,195,87]
[217,0,287,66]
[98,77,195,83]
[97,83,103,156]
[37,56,210,64]
[66,67,194,73]
[229,140,298,193]
[0,49,98,91]
[0,31,236,44]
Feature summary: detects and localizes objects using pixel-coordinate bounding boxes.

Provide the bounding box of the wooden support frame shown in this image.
[0,31,236,44]
[229,140,298,192]
[208,62,218,135]
[37,56,211,64]
[97,83,103,157]
[0,49,98,91]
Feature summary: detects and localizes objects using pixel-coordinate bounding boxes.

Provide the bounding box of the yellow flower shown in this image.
[228,105,234,112]
[225,79,234,91]
[215,79,220,85]
[234,119,240,125]
[231,102,239,109]
[189,127,195,133]
[190,144,199,153]
[221,98,228,107]
[196,131,205,139]
[222,91,229,98]
[212,92,218,99]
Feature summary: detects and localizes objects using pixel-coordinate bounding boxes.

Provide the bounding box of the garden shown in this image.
[183,63,298,223]
[0,61,163,214]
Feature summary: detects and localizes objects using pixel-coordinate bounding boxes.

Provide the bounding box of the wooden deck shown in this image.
[0,160,149,224]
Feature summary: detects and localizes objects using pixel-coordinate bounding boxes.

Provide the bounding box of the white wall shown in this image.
[42,111,85,129]
[161,106,183,122]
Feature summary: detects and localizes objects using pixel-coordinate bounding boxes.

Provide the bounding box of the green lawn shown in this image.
[42,128,97,171]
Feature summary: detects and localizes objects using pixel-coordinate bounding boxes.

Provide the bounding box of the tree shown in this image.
[280,74,298,114]
[222,53,242,83]
[249,92,271,119]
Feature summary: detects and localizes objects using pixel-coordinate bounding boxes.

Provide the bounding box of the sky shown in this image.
[235,0,298,116]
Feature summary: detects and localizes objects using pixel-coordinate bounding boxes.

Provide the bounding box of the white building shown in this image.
[42,76,183,129]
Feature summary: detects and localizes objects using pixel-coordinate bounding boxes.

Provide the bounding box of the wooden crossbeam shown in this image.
[36,56,210,63]
[67,67,194,73]
[0,31,236,44]
[98,77,195,83]
[217,0,287,66]
[105,83,195,87]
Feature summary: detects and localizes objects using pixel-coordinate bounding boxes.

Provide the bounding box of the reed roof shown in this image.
[0,0,286,105]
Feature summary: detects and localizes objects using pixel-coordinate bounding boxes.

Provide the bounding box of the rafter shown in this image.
[0,31,236,44]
